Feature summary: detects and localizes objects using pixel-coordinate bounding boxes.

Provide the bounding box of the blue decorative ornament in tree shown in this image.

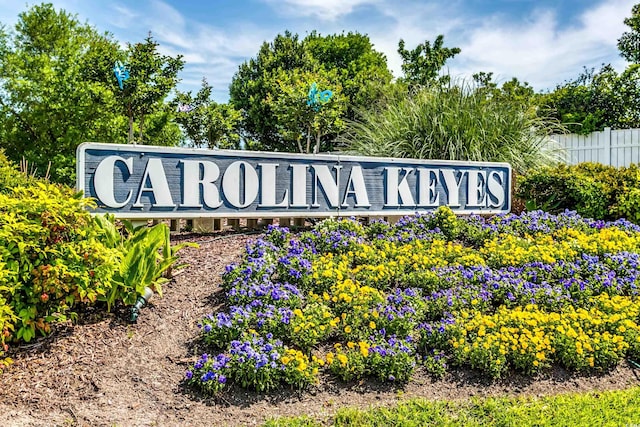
[307,82,333,111]
[113,61,130,90]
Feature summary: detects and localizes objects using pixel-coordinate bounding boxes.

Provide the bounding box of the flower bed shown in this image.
[186,208,640,393]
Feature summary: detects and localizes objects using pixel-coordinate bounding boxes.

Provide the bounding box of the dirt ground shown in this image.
[1,232,640,427]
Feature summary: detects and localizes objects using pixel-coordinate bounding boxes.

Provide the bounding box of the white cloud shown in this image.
[107,4,138,29]
[262,0,380,20]
[1,0,632,101]
[450,0,630,89]
[96,0,274,100]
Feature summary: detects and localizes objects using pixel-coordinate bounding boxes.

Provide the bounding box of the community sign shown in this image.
[77,143,512,218]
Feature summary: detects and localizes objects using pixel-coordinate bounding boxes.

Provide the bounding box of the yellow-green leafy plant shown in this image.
[93,215,197,309]
[0,183,121,342]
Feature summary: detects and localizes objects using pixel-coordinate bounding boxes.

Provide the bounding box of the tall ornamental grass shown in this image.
[340,81,564,173]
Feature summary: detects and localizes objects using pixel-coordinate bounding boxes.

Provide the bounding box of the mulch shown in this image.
[1,232,640,427]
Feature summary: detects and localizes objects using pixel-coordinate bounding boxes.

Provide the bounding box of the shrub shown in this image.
[92,215,196,309]
[340,81,562,174]
[0,162,193,368]
[0,150,33,193]
[517,162,640,222]
[0,182,121,343]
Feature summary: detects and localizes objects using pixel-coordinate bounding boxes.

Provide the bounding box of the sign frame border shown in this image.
[77,142,512,219]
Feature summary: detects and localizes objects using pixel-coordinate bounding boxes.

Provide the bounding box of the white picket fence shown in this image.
[551,127,640,167]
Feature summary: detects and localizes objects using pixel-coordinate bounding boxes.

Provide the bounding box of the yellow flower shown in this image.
[358,342,369,357]
[344,325,352,334]
[281,356,290,365]
[369,321,376,329]
[326,352,334,364]
[337,354,348,367]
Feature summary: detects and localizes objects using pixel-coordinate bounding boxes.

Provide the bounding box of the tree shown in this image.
[303,31,392,121]
[230,31,313,152]
[0,3,124,183]
[174,79,242,149]
[229,31,392,152]
[472,72,538,110]
[117,34,184,144]
[266,69,346,153]
[397,35,461,87]
[540,65,637,134]
[618,3,640,63]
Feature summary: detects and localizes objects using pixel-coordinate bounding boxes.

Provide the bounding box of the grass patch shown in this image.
[264,386,640,426]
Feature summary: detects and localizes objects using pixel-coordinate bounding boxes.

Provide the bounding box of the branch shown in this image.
[0,98,40,142]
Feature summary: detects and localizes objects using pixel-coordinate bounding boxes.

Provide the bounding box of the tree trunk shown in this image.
[314,132,322,154]
[128,104,134,144]
[139,113,144,143]
[306,125,312,154]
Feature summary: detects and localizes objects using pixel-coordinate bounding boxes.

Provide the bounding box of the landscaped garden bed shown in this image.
[186,207,640,394]
[2,219,640,426]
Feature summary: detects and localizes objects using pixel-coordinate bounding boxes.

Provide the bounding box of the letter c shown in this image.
[94,155,133,208]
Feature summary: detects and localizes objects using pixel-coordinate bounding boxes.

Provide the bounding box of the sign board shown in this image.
[77,143,511,218]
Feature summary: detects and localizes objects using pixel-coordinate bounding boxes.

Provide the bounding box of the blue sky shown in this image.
[0,0,633,102]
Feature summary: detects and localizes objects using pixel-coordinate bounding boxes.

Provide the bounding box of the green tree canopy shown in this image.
[618,3,640,64]
[540,65,639,134]
[472,72,538,111]
[229,31,392,152]
[397,35,461,87]
[174,79,242,149]
[118,34,184,144]
[303,31,392,120]
[0,3,124,183]
[266,69,347,154]
[0,4,186,183]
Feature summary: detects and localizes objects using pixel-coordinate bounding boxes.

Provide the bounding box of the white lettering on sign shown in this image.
[94,155,133,208]
[222,161,259,208]
[487,170,506,208]
[180,160,222,208]
[441,169,465,207]
[466,170,487,208]
[342,165,370,207]
[133,158,173,208]
[80,143,512,216]
[417,168,440,207]
[312,165,341,208]
[258,163,288,208]
[385,167,415,207]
